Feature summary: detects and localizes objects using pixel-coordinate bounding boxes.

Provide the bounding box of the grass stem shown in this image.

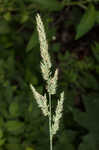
[49,94,52,150]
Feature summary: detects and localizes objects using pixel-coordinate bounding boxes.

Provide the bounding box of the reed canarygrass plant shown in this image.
[30,14,64,150]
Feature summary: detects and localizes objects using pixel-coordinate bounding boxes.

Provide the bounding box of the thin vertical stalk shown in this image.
[49,94,52,150]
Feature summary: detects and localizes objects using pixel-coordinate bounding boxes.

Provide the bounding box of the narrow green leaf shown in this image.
[32,0,63,11]
[75,4,96,40]
[26,31,38,52]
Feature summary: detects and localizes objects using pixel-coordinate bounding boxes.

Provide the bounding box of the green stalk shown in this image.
[62,0,87,9]
[49,94,52,150]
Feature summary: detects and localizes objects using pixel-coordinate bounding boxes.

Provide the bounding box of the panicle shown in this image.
[36,14,52,81]
[30,84,49,116]
[47,69,58,95]
[52,92,64,136]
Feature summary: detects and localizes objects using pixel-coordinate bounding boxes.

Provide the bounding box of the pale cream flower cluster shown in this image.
[30,14,64,140]
[36,14,58,95]
[30,84,49,116]
[47,69,58,95]
[36,14,51,81]
[52,92,64,136]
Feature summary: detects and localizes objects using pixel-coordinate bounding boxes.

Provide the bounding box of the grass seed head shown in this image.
[30,84,49,116]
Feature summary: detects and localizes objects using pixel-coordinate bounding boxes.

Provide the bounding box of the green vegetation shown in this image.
[0,0,99,150]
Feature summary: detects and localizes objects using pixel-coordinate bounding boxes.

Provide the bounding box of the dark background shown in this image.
[0,0,99,150]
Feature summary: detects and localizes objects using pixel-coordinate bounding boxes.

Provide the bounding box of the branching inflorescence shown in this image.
[30,14,64,150]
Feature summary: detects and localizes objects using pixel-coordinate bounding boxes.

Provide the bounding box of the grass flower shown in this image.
[30,14,64,150]
[52,92,64,136]
[30,84,49,116]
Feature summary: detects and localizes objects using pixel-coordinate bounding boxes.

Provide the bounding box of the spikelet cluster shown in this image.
[52,92,64,136]
[36,14,51,81]
[36,14,58,95]
[47,69,58,95]
[30,13,64,138]
[30,84,49,116]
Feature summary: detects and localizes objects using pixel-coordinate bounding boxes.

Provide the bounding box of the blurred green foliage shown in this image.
[0,0,99,150]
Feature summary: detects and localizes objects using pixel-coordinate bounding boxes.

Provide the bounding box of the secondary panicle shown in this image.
[52,92,64,136]
[30,84,49,116]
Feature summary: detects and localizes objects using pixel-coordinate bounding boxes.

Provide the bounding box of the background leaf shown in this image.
[5,121,24,135]
[31,0,63,11]
[75,4,96,39]
[26,31,38,53]
[95,11,99,24]
[73,94,99,149]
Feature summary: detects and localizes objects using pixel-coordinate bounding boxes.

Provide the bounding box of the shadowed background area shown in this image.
[0,0,99,150]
